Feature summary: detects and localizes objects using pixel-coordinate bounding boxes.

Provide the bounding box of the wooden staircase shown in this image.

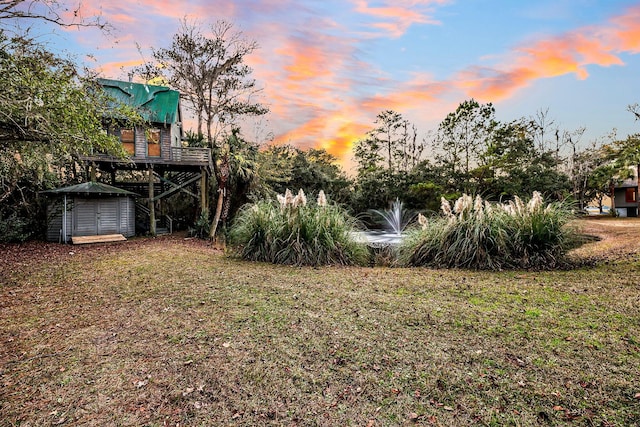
[136,202,173,235]
[117,170,202,200]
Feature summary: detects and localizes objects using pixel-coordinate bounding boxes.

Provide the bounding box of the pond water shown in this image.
[351,230,405,247]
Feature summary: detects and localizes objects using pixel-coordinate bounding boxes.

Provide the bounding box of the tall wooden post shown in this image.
[148,166,156,236]
[200,167,208,214]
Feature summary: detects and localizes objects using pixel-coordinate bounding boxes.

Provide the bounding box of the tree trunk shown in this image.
[610,182,616,213]
[209,156,229,241]
[209,186,224,240]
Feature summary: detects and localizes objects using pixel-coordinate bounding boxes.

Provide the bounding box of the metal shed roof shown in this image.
[98,78,180,125]
[42,182,138,197]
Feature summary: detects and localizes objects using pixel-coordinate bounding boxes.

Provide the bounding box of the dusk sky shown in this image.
[19,0,640,171]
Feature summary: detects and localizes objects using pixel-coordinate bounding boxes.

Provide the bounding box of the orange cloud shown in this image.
[456,8,637,102]
[96,59,145,79]
[322,120,371,159]
[273,109,371,170]
[607,6,640,53]
[279,44,334,82]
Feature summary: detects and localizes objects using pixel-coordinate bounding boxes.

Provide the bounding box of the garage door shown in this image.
[74,198,119,236]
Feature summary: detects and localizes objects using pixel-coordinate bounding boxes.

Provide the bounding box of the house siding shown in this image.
[134,127,146,158]
[74,199,98,236]
[160,126,171,160]
[46,200,73,242]
[119,198,136,236]
[614,189,631,208]
[128,125,174,161]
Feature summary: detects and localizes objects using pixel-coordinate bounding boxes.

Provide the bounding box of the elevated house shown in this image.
[612,177,639,217]
[78,78,212,236]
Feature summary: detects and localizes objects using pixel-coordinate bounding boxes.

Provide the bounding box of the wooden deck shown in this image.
[71,234,127,245]
[80,146,213,171]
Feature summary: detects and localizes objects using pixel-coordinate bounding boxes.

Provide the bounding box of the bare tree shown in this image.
[137,18,268,240]
[138,18,267,143]
[530,108,556,153]
[0,0,107,30]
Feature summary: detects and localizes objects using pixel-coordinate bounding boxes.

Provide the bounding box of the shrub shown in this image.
[229,190,368,266]
[188,209,211,239]
[400,192,575,270]
[0,211,34,243]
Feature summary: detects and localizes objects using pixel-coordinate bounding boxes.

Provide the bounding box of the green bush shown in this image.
[229,190,368,266]
[0,211,33,243]
[188,209,211,239]
[400,192,574,270]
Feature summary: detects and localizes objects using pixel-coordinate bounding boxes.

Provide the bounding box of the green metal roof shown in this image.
[42,182,138,197]
[98,78,180,125]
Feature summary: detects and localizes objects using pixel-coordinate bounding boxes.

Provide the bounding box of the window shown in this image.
[626,188,636,203]
[120,129,134,143]
[147,128,161,157]
[120,129,135,155]
[147,129,161,144]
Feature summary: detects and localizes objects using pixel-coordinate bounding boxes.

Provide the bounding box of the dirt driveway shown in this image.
[570,217,640,263]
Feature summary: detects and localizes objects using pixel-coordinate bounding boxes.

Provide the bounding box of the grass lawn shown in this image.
[1,218,639,426]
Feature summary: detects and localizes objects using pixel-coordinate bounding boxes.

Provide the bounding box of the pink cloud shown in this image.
[351,0,449,37]
[455,6,640,101]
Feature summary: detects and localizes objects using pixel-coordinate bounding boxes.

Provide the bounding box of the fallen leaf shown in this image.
[222,342,231,348]
[443,406,454,411]
[553,405,564,411]
[409,412,419,421]
[634,392,640,399]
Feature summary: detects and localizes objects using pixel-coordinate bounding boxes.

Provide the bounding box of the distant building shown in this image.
[613,177,638,217]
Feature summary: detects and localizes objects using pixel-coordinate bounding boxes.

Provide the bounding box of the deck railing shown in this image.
[170,146,210,163]
[81,145,212,168]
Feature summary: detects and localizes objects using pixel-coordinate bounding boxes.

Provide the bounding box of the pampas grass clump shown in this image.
[229,189,367,266]
[400,192,574,270]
